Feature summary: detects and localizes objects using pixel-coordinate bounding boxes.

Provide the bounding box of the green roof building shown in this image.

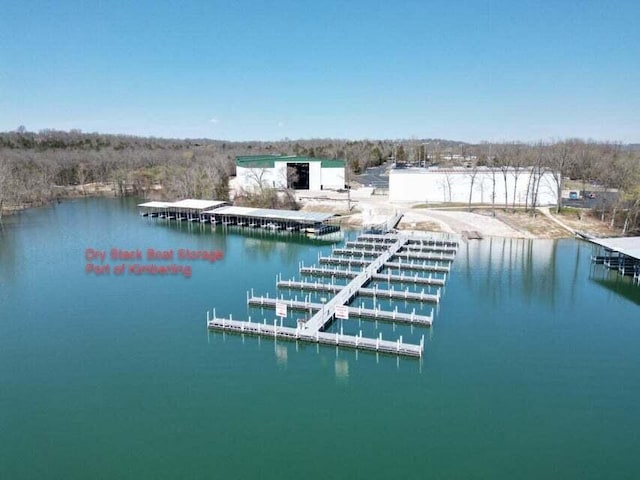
[235,155,345,191]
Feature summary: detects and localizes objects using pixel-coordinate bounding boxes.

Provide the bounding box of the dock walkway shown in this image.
[207,316,424,356]
[247,296,433,326]
[300,266,446,286]
[319,256,450,273]
[277,279,440,303]
[208,232,458,358]
[332,247,455,262]
[302,237,408,332]
[346,241,457,254]
[358,233,459,247]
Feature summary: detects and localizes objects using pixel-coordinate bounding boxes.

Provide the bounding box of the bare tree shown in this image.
[510,146,528,210]
[0,157,12,221]
[437,171,454,202]
[494,143,515,211]
[522,144,547,214]
[543,141,572,213]
[466,165,480,211]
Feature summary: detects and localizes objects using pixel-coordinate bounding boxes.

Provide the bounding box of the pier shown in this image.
[138,199,227,221]
[276,279,440,303]
[207,231,459,358]
[299,265,446,286]
[139,199,340,236]
[345,241,457,254]
[206,315,424,357]
[318,256,450,273]
[357,233,459,248]
[247,296,433,326]
[585,235,640,286]
[332,247,455,262]
[201,206,339,234]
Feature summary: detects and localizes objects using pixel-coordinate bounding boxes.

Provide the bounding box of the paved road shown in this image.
[563,191,618,209]
[355,164,389,188]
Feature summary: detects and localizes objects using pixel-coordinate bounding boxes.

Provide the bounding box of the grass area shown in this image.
[556,206,583,216]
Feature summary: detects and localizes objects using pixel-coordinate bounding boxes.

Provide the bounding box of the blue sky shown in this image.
[1,0,638,143]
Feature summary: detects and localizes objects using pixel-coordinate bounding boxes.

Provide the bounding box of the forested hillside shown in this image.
[1,129,639,232]
[0,129,458,208]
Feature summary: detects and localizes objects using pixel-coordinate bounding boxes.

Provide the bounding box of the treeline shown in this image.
[470,141,640,233]
[0,129,455,210]
[1,129,639,232]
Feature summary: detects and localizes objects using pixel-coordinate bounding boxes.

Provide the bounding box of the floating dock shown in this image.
[332,247,455,262]
[201,206,339,234]
[138,199,228,221]
[138,199,340,236]
[299,265,446,286]
[357,233,459,247]
[584,235,640,285]
[206,315,425,357]
[346,241,457,254]
[276,279,440,303]
[207,231,459,358]
[318,256,450,273]
[247,296,434,326]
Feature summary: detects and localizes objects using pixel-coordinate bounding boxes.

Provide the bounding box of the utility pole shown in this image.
[346,154,351,211]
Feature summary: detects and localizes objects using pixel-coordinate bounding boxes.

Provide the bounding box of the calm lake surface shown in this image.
[1,197,639,479]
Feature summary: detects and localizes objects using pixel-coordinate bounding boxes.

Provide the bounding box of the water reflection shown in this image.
[458,237,640,310]
[589,266,640,306]
[154,216,345,266]
[0,223,18,284]
[335,357,349,383]
[460,237,560,308]
[275,342,288,367]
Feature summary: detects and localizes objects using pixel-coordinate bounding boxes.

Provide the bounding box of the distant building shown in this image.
[235,155,345,191]
[389,167,559,205]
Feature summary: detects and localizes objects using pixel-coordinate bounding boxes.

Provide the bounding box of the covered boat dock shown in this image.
[201,206,339,234]
[138,199,228,222]
[585,236,640,285]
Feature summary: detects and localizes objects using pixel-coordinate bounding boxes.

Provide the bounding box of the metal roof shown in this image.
[585,236,640,261]
[138,200,227,210]
[236,155,345,169]
[169,199,227,210]
[203,205,334,223]
[138,201,170,208]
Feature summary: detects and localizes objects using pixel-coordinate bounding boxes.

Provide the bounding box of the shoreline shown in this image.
[297,191,621,240]
[2,188,622,240]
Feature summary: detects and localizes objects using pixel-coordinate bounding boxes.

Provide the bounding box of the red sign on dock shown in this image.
[335,305,349,319]
[275,302,287,318]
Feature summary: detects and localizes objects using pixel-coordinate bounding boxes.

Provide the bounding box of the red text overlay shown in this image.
[84,248,224,279]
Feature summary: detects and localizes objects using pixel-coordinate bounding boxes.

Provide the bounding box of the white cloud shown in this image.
[209,118,220,124]
[277,121,284,128]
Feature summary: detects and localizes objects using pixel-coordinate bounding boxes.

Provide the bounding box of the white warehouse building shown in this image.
[235,155,346,191]
[389,167,559,206]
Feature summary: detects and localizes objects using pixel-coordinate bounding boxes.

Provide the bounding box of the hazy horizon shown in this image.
[4,127,638,148]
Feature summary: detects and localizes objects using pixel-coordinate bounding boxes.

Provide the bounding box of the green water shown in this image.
[1,198,639,479]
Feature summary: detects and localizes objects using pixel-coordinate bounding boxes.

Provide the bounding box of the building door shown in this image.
[287,163,310,189]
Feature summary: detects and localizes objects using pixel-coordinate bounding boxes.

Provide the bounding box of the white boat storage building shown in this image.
[389,167,559,206]
[235,155,346,191]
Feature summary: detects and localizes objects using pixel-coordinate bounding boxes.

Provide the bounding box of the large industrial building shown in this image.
[389,167,559,206]
[235,155,346,191]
